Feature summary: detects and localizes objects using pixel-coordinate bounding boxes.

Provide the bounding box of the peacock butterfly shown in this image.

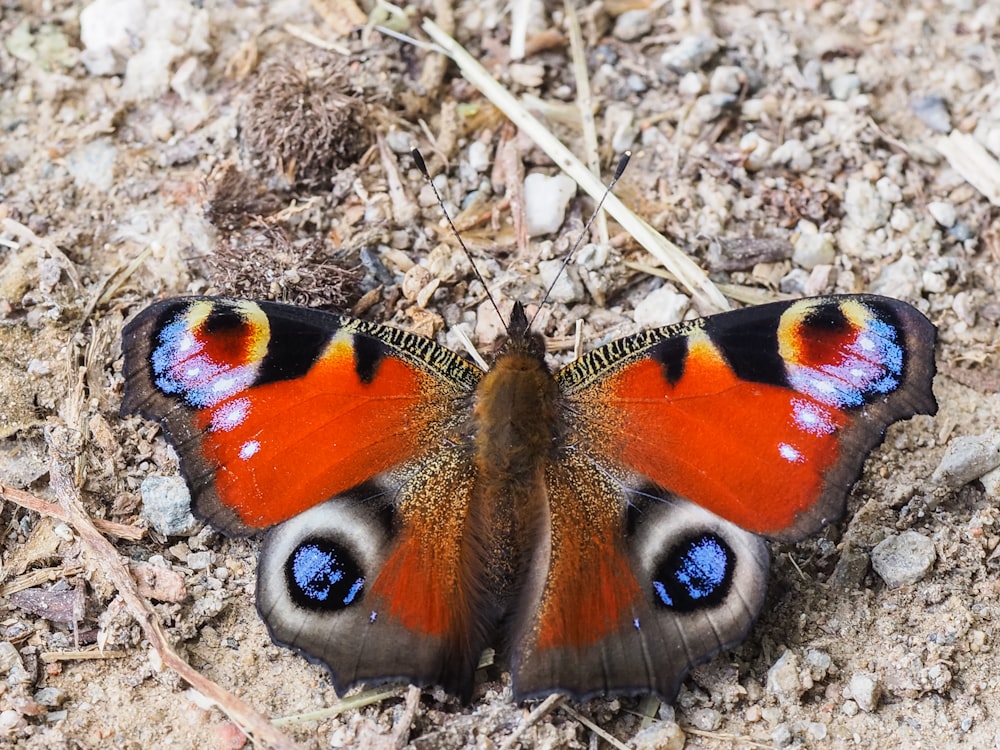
[120,290,936,701]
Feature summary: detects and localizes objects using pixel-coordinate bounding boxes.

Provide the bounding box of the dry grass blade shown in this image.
[935,131,1000,206]
[564,1,607,245]
[271,686,405,726]
[0,564,84,597]
[421,19,729,312]
[499,693,565,750]
[43,428,301,750]
[559,703,631,750]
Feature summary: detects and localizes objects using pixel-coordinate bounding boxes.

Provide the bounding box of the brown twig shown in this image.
[0,483,145,541]
[44,428,301,750]
[41,649,128,663]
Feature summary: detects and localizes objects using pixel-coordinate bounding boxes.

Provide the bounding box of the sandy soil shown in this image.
[1,0,999,748]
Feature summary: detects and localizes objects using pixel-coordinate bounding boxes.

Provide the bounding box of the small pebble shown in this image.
[631,720,685,750]
[771,723,793,748]
[466,141,489,172]
[830,73,861,100]
[0,710,22,731]
[932,431,1000,488]
[807,722,828,740]
[981,466,1000,499]
[0,641,30,684]
[214,721,248,750]
[677,71,705,96]
[661,33,721,73]
[769,139,813,170]
[875,176,903,203]
[523,173,576,236]
[633,285,689,328]
[766,649,804,703]
[66,137,118,192]
[612,9,652,41]
[831,545,871,589]
[927,201,957,228]
[871,530,936,588]
[911,95,953,133]
[847,672,882,712]
[793,224,836,269]
[804,649,833,681]
[709,65,744,95]
[740,131,773,171]
[34,687,68,707]
[79,0,147,75]
[686,707,722,731]
[536,259,584,304]
[129,560,187,603]
[843,177,891,230]
[186,550,214,570]
[141,475,199,536]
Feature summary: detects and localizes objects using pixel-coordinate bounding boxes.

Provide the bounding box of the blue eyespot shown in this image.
[653,533,734,612]
[285,538,365,611]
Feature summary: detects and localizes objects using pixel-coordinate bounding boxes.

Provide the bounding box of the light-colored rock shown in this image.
[140,475,199,537]
[871,531,936,588]
[523,173,576,237]
[932,431,1000,488]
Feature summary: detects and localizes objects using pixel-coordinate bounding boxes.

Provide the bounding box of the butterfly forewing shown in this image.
[121,297,481,534]
[557,295,937,543]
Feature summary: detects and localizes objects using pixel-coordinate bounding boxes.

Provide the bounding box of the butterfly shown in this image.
[120,293,936,701]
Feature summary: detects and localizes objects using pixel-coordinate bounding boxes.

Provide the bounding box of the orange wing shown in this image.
[558,295,937,542]
[121,297,481,534]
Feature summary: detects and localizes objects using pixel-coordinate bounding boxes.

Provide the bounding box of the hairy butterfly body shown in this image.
[121,293,936,700]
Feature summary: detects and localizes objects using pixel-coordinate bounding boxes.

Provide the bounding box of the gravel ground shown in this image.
[1,0,999,748]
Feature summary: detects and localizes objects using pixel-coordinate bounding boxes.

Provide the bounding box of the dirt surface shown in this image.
[1,0,1000,748]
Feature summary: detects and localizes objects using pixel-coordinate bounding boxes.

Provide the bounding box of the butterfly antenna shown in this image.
[411,149,507,333]
[529,150,631,329]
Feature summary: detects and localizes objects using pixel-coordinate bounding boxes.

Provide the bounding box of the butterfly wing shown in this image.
[509,452,769,699]
[255,448,491,700]
[558,294,937,543]
[507,294,936,699]
[120,297,481,534]
[123,297,494,696]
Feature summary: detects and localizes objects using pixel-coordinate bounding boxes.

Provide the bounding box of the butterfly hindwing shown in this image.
[256,447,490,700]
[120,297,481,534]
[509,452,770,699]
[558,295,937,543]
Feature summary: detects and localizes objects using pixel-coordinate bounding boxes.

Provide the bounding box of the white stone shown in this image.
[79,0,148,75]
[766,649,804,702]
[932,431,1000,488]
[141,475,199,536]
[467,141,490,172]
[523,173,577,237]
[928,201,957,228]
[793,224,836,269]
[847,672,882,712]
[632,285,689,328]
[844,177,891,230]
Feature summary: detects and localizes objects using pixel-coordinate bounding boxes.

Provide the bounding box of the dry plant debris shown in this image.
[239,48,373,191]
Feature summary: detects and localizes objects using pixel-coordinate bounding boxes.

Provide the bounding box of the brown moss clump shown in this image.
[239,49,372,191]
[207,225,364,309]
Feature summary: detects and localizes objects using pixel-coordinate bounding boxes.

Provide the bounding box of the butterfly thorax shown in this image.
[472,347,560,483]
